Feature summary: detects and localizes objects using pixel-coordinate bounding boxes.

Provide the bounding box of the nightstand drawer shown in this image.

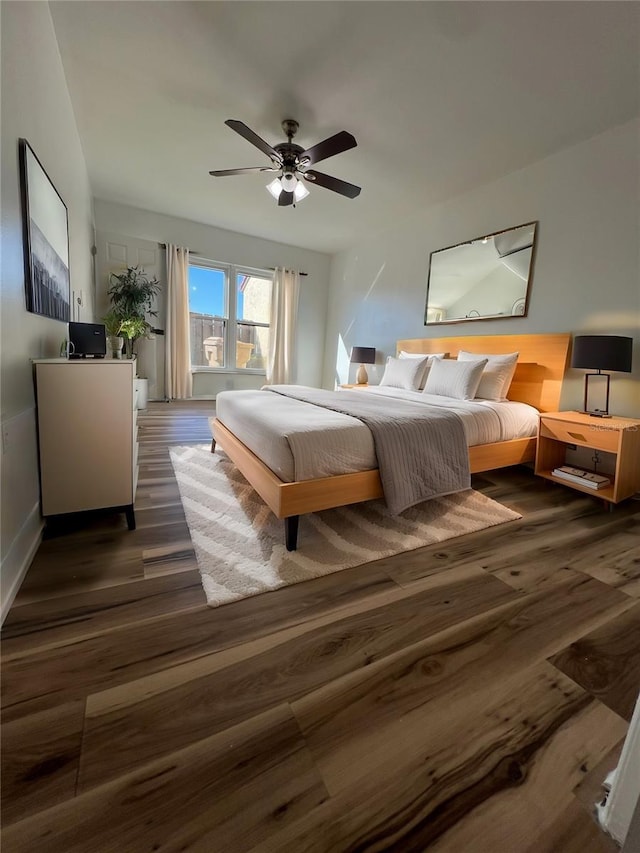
[539,420,620,453]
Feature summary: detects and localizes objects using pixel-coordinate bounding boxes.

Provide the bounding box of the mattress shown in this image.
[214,385,539,483]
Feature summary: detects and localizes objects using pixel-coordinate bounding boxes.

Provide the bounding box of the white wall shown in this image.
[324,121,640,417]
[0,1,95,620]
[94,200,331,396]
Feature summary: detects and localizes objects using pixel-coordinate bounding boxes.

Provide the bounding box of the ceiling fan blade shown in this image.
[303,170,361,199]
[300,131,357,166]
[209,166,278,177]
[278,190,294,207]
[225,119,280,162]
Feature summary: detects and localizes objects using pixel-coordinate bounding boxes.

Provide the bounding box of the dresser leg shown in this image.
[125,505,136,530]
[210,438,216,453]
[285,516,299,551]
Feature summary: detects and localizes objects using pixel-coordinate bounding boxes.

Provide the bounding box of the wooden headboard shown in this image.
[396,333,571,412]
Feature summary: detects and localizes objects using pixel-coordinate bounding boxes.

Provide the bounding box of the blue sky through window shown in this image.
[188,266,243,317]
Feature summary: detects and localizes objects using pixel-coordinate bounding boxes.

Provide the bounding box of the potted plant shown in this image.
[103,310,125,359]
[107,266,160,407]
[107,266,160,359]
[118,316,150,360]
[118,317,152,408]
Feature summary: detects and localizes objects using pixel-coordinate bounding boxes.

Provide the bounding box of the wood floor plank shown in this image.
[2,565,400,720]
[549,601,640,722]
[1,705,328,853]
[520,799,619,853]
[0,700,85,828]
[12,542,145,605]
[429,704,624,853]
[486,514,640,593]
[141,542,201,578]
[385,497,616,587]
[250,667,625,853]
[1,571,205,673]
[291,574,631,796]
[77,567,519,792]
[564,523,640,598]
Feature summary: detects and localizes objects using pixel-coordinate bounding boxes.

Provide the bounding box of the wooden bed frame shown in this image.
[211,333,571,550]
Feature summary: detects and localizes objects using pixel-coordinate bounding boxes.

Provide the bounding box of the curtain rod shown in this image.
[158,244,307,275]
[267,267,308,276]
[158,243,200,253]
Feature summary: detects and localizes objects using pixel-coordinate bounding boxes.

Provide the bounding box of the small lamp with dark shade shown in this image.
[571,335,633,417]
[350,346,376,385]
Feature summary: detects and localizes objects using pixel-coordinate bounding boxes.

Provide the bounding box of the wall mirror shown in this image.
[424,221,538,325]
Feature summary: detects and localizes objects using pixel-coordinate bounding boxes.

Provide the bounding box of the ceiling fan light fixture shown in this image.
[216,118,360,202]
[294,180,310,202]
[266,177,283,200]
[280,172,297,192]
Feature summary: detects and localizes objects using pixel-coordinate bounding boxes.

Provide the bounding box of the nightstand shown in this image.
[340,384,369,390]
[535,411,640,504]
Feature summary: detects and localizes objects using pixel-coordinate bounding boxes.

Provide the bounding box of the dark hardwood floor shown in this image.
[2,401,638,852]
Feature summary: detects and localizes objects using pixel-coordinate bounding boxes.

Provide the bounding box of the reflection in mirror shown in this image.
[424,221,537,325]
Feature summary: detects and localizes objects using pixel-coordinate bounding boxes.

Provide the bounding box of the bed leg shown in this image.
[210,438,216,453]
[285,516,299,551]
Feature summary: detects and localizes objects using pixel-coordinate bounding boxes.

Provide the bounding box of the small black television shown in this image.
[68,322,107,358]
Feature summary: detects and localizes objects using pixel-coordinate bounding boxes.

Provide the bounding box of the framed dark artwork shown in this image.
[19,138,70,322]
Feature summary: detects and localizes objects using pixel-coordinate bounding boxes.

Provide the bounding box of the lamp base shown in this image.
[582,410,612,419]
[355,364,369,385]
[583,372,611,419]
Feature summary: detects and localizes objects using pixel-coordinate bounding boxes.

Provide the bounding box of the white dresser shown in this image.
[33,359,138,529]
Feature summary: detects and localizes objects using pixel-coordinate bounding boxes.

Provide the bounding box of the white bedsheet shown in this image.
[365,386,540,444]
[214,386,539,483]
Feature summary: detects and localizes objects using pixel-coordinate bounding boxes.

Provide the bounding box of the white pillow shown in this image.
[457,350,519,401]
[423,358,488,400]
[398,351,446,389]
[379,355,430,391]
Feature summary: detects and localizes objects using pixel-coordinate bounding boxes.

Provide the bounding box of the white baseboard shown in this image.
[1,502,43,625]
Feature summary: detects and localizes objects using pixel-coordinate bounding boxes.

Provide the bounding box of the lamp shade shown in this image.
[571,336,633,373]
[350,346,375,364]
[266,178,283,200]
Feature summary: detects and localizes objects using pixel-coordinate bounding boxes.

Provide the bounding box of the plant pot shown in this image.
[108,335,125,359]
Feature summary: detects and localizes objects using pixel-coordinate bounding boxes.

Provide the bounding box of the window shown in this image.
[188,260,272,371]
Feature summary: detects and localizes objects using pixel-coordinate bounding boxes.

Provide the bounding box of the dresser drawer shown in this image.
[540,420,620,453]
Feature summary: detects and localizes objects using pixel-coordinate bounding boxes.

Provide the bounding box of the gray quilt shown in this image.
[265,385,470,514]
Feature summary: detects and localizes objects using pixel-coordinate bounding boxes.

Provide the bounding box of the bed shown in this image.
[210,333,571,550]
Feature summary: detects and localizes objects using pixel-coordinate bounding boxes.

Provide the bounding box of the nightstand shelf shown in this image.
[535,411,640,504]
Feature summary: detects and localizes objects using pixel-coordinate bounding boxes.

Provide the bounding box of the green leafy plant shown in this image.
[102,310,124,337]
[107,266,160,358]
[119,317,148,343]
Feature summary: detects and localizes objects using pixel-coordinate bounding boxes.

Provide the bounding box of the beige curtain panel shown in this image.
[267,267,300,385]
[165,244,192,399]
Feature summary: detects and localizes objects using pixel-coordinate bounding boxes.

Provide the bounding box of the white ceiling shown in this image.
[49,1,639,254]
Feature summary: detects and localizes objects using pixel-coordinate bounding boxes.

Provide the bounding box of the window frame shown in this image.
[188,257,273,374]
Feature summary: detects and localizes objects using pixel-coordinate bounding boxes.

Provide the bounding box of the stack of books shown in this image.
[551,465,611,490]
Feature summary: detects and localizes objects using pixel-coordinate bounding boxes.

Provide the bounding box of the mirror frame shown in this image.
[424,220,538,326]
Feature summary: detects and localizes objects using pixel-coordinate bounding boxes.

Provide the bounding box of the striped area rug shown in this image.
[170,444,521,608]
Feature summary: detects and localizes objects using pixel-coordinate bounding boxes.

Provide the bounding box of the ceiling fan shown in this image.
[209,119,361,206]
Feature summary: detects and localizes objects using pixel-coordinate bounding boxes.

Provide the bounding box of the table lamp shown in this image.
[350,346,376,385]
[571,335,633,417]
